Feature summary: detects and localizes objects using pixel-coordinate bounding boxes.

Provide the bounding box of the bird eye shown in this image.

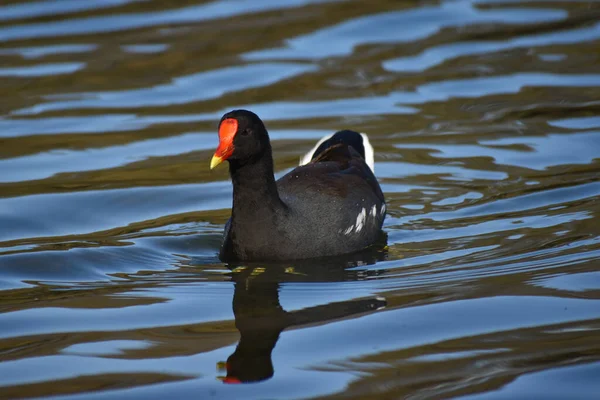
[240,129,251,136]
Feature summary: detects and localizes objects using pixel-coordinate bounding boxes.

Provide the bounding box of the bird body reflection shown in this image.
[218,245,388,383]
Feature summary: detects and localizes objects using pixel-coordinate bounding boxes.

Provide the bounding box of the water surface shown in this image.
[1,0,600,399]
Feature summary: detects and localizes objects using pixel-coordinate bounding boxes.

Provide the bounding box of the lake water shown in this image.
[1,0,600,399]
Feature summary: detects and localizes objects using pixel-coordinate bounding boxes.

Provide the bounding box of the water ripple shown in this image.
[1,0,599,398]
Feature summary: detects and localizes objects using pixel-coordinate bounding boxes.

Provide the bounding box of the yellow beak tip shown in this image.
[210,155,224,170]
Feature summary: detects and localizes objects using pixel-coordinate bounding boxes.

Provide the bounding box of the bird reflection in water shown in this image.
[217,245,388,384]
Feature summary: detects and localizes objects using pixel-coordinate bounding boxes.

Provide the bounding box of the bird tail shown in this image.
[299,130,374,172]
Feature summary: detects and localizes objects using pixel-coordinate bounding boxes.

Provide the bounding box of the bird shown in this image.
[210,109,386,262]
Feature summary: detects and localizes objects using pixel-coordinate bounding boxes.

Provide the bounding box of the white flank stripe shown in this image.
[355,208,366,233]
[343,225,354,235]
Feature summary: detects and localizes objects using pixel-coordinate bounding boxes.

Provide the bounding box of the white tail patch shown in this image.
[299,132,375,173]
[360,133,375,173]
[299,133,333,167]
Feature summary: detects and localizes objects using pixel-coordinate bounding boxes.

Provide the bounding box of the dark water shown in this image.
[1,0,600,398]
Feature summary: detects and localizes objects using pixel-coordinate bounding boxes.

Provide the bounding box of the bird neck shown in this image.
[229,146,284,219]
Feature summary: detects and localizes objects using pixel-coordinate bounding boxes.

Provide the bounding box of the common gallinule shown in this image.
[211,109,386,261]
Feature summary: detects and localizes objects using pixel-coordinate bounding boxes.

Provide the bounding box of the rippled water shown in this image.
[1,0,600,398]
